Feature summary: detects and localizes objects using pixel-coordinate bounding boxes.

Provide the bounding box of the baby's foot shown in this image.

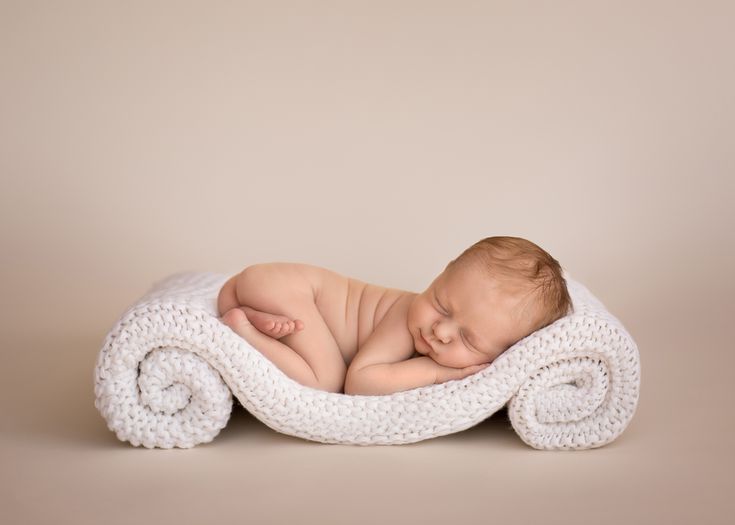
[221,308,261,346]
[237,306,304,339]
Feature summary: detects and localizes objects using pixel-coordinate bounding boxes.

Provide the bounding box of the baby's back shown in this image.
[269,262,413,366]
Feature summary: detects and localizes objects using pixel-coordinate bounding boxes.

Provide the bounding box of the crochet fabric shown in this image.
[94,271,640,450]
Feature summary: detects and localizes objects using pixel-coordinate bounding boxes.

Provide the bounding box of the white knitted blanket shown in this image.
[94,271,640,450]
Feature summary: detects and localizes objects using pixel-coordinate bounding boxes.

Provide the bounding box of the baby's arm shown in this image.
[348,354,488,395]
[347,355,439,396]
[344,295,425,395]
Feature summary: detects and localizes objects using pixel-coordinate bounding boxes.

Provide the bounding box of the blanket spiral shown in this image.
[94,271,640,450]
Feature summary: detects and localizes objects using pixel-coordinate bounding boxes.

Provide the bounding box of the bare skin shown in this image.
[235,305,304,339]
[218,262,539,395]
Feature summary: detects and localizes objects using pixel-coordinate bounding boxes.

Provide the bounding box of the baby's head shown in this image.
[408,236,572,369]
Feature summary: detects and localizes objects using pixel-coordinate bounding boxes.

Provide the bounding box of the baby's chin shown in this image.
[414,346,430,358]
[414,345,441,364]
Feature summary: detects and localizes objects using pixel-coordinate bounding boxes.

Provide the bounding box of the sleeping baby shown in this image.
[217,236,572,395]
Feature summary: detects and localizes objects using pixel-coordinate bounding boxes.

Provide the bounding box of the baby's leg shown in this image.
[217,275,304,339]
[237,305,304,339]
[219,266,346,393]
[222,308,320,389]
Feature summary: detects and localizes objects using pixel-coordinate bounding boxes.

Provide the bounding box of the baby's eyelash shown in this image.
[434,295,448,314]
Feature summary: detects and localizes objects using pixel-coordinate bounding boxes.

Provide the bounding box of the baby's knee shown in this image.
[235,265,310,315]
[217,275,240,316]
[315,371,345,394]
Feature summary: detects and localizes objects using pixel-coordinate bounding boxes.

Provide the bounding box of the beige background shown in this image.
[1,1,733,524]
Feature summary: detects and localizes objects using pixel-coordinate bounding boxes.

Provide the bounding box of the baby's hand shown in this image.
[433,362,490,384]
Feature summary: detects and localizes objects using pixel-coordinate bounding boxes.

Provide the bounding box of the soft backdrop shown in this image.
[1,1,733,524]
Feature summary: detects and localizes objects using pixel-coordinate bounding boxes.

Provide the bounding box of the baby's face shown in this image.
[407,263,534,369]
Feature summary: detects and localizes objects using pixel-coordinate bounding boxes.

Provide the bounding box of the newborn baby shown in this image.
[218,236,571,395]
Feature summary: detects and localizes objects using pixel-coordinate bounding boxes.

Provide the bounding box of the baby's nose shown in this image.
[432,323,452,344]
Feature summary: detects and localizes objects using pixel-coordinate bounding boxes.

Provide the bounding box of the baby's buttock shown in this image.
[312,267,412,366]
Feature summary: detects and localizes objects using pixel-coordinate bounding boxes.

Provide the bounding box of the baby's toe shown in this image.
[277,321,295,337]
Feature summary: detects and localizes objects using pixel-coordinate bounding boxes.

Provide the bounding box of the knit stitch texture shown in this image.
[93,271,640,450]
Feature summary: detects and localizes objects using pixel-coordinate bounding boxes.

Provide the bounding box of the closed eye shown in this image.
[460,331,478,351]
[434,294,449,315]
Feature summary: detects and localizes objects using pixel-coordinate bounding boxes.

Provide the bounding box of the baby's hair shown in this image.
[446,236,572,335]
